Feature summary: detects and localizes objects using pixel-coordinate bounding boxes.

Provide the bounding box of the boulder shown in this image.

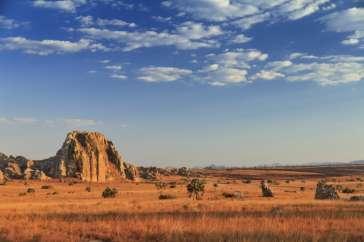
[4,161,23,179]
[0,170,6,185]
[315,180,339,200]
[261,180,274,197]
[124,163,139,181]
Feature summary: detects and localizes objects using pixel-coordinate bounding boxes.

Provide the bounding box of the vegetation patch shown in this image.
[102,187,118,198]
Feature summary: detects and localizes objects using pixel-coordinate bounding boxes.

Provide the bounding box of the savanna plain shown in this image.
[1,165,364,242]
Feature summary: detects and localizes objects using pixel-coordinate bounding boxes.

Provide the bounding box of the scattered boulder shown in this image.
[261,180,274,197]
[4,161,23,179]
[124,163,139,181]
[315,180,339,200]
[0,170,6,185]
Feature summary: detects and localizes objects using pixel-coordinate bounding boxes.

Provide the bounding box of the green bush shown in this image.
[155,181,167,190]
[222,191,242,199]
[159,194,176,200]
[187,179,205,200]
[41,185,52,189]
[27,188,35,193]
[102,187,118,198]
[342,187,355,193]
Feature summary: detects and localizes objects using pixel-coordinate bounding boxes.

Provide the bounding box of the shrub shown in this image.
[187,179,205,200]
[242,179,251,184]
[27,188,35,193]
[169,182,177,188]
[350,196,364,201]
[85,186,91,192]
[41,185,52,189]
[342,187,355,193]
[102,187,118,198]
[155,181,167,190]
[213,183,218,188]
[300,187,305,192]
[159,194,176,200]
[18,192,26,196]
[222,191,242,199]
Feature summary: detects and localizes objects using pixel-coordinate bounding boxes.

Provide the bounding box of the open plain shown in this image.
[1,165,364,242]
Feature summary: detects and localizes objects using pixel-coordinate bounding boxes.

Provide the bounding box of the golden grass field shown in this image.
[1,167,364,242]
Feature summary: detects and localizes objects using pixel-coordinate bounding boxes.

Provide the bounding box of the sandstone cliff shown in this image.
[0,131,138,182]
[48,131,138,182]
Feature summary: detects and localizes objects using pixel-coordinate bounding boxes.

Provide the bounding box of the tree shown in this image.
[187,179,205,199]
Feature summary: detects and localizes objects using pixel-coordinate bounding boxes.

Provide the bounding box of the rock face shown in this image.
[0,170,6,185]
[47,131,136,182]
[315,180,339,200]
[0,131,139,183]
[261,180,274,197]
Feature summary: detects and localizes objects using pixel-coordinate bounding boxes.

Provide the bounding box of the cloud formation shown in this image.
[320,8,364,48]
[163,0,332,30]
[79,21,223,51]
[138,67,192,82]
[0,37,107,55]
[255,54,364,86]
[33,0,87,12]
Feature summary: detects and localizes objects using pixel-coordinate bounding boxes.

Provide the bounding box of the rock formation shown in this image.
[45,131,138,182]
[261,180,274,197]
[0,170,6,185]
[0,131,139,183]
[315,180,339,200]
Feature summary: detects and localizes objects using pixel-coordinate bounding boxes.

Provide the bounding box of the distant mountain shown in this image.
[350,160,364,165]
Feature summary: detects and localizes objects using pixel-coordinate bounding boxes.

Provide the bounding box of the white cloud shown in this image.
[252,70,285,80]
[110,74,127,80]
[33,0,87,12]
[257,54,364,86]
[138,67,192,82]
[79,22,222,51]
[176,21,222,39]
[0,16,24,29]
[198,49,268,86]
[0,117,38,125]
[0,37,108,55]
[100,59,111,64]
[164,0,331,30]
[77,15,137,28]
[105,65,122,71]
[320,8,364,47]
[62,118,100,127]
[232,34,252,44]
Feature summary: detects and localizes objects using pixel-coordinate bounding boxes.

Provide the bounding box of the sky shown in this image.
[0,0,364,167]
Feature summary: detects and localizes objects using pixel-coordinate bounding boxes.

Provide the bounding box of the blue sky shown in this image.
[0,0,364,167]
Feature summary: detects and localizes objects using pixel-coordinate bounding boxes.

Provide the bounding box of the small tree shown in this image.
[102,187,118,198]
[187,179,205,200]
[155,181,167,190]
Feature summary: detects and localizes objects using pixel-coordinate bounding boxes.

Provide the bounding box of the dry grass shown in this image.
[0,174,364,242]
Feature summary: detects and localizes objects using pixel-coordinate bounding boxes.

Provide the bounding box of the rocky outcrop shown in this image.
[0,170,6,185]
[46,131,137,182]
[0,131,139,183]
[261,180,274,197]
[315,180,339,200]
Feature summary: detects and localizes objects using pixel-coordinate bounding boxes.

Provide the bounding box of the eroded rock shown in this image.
[261,180,274,197]
[315,180,339,200]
